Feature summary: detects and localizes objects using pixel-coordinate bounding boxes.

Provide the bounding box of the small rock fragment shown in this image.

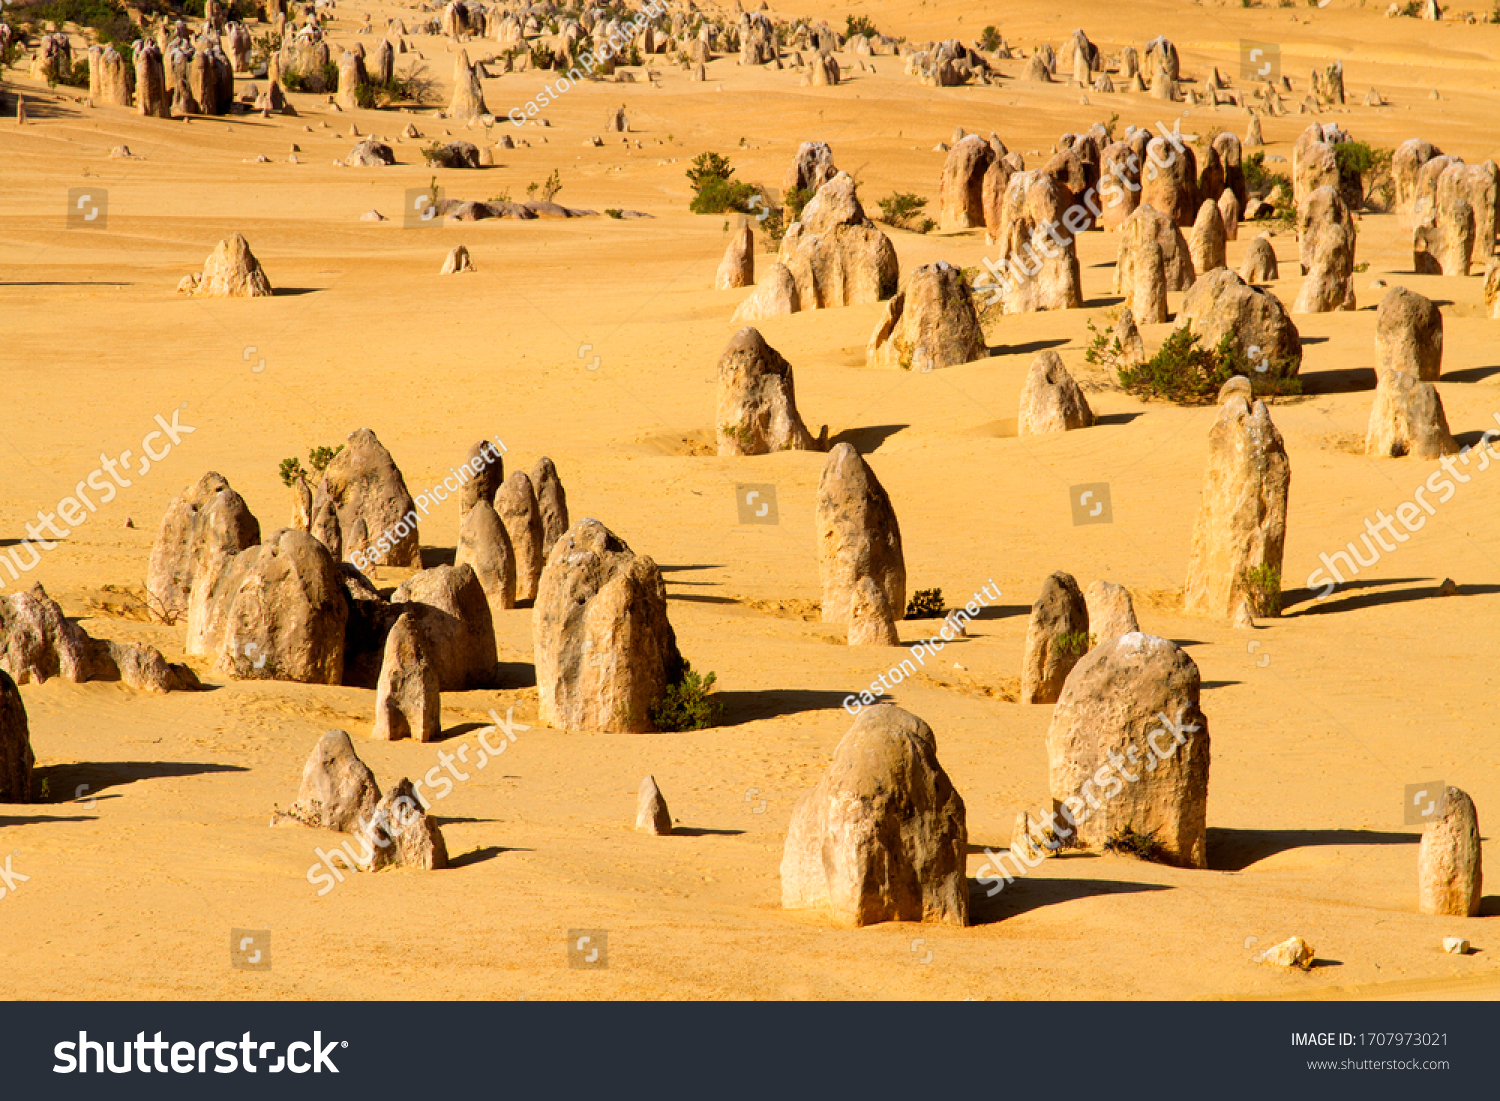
[636,774,672,835]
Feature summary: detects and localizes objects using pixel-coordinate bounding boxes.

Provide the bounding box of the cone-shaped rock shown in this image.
[1046,632,1209,867]
[716,328,817,455]
[533,519,683,733]
[636,774,673,834]
[271,729,381,830]
[816,444,904,626]
[1020,571,1089,704]
[781,704,968,926]
[1183,398,1290,618]
[372,613,440,742]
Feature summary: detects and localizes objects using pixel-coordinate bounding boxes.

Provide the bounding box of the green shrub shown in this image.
[876,191,933,232]
[1334,139,1394,210]
[978,25,1001,51]
[1117,327,1301,405]
[686,151,734,190]
[845,13,878,37]
[1055,630,1094,658]
[523,169,562,202]
[604,208,623,219]
[279,445,343,487]
[56,57,91,88]
[689,169,755,214]
[1117,327,1224,403]
[1242,563,1282,617]
[906,588,945,617]
[1104,825,1167,862]
[756,185,811,242]
[359,65,438,107]
[28,0,139,46]
[528,41,555,70]
[281,60,340,94]
[649,663,722,731]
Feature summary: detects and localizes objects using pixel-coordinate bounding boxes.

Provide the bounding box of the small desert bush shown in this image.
[686,152,755,214]
[362,63,439,107]
[650,663,721,731]
[1104,825,1167,862]
[1116,327,1302,405]
[28,0,138,45]
[845,13,878,37]
[1242,563,1282,617]
[280,59,340,93]
[1055,630,1094,658]
[876,191,934,232]
[978,24,1001,50]
[1334,139,1394,210]
[906,588,945,617]
[526,169,563,202]
[279,444,342,487]
[756,185,811,243]
[54,57,91,88]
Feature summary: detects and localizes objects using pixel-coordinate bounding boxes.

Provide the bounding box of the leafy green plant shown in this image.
[1104,825,1167,862]
[686,151,734,190]
[1117,327,1301,404]
[1055,630,1093,658]
[719,421,754,448]
[1333,139,1394,210]
[279,445,343,487]
[527,169,562,201]
[1083,316,1129,371]
[1242,150,1295,223]
[362,63,439,107]
[1242,563,1282,617]
[281,59,340,94]
[876,191,933,232]
[55,57,91,88]
[528,41,555,70]
[687,153,756,214]
[845,13,878,37]
[604,207,623,218]
[27,0,139,46]
[906,588,945,617]
[979,24,1001,51]
[649,663,721,731]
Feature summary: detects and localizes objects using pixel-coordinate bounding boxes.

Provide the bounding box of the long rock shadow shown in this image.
[830,424,907,453]
[448,845,517,868]
[995,337,1070,357]
[1444,364,1500,384]
[716,688,854,725]
[968,875,1172,924]
[1208,827,1417,872]
[0,812,98,825]
[1290,582,1500,617]
[34,760,247,797]
[1282,576,1428,611]
[1298,366,1375,394]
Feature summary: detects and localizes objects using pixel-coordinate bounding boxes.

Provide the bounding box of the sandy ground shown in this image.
[1,0,1499,1001]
